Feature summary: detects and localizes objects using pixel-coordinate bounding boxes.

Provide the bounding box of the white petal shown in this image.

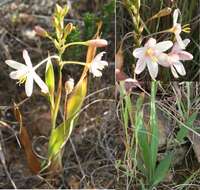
[25,75,33,97]
[9,68,28,79]
[173,9,180,26]
[32,71,49,93]
[98,60,108,69]
[173,61,186,76]
[133,47,145,58]
[146,59,158,80]
[155,41,173,52]
[175,33,186,49]
[23,49,33,68]
[135,58,146,74]
[93,52,106,62]
[145,38,156,48]
[171,66,179,78]
[5,60,26,70]
[92,69,102,77]
[183,39,190,47]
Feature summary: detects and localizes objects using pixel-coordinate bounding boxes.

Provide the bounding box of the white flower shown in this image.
[89,52,108,77]
[169,9,190,49]
[5,50,48,97]
[133,38,173,79]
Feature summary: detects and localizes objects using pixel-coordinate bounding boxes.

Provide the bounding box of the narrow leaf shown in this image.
[152,153,173,186]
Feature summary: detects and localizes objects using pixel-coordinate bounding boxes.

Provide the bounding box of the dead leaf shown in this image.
[14,104,41,174]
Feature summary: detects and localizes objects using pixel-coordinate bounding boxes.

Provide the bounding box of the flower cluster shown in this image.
[133,9,193,80]
[5,39,108,97]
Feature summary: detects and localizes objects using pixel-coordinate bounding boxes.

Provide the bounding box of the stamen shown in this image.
[17,76,27,85]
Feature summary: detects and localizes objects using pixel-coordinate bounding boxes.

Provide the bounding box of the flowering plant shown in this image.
[5,4,108,175]
[131,8,193,80]
[133,9,193,80]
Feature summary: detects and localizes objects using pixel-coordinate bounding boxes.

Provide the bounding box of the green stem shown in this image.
[64,41,88,49]
[62,61,86,66]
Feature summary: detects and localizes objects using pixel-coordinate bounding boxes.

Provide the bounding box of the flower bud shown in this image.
[65,78,74,94]
[64,23,75,36]
[87,39,108,47]
[34,25,48,37]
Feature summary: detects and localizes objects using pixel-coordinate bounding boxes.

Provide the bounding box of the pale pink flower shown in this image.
[133,38,173,79]
[159,39,193,78]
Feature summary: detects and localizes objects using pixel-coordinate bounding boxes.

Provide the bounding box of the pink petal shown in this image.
[178,51,193,60]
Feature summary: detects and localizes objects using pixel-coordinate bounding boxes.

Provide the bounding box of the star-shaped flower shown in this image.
[5,50,48,97]
[89,52,108,77]
[133,38,173,79]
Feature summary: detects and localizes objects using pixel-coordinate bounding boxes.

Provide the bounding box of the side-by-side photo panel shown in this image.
[116,0,200,82]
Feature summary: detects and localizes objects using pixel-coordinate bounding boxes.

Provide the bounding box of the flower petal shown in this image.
[173,61,186,76]
[25,75,33,97]
[171,66,179,78]
[32,71,49,93]
[133,47,145,58]
[146,58,158,79]
[172,38,190,52]
[92,69,102,77]
[5,60,26,70]
[154,41,173,52]
[175,33,186,49]
[9,68,28,79]
[158,53,170,67]
[145,38,156,48]
[135,58,146,74]
[93,51,106,62]
[23,49,33,68]
[178,51,193,60]
[173,9,180,26]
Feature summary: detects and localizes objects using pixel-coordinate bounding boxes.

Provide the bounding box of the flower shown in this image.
[159,39,193,78]
[89,52,108,77]
[5,50,48,97]
[133,38,173,79]
[169,9,190,49]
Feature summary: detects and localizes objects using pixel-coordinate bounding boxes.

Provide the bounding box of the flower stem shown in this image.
[62,61,86,66]
[64,41,88,49]
[34,55,59,70]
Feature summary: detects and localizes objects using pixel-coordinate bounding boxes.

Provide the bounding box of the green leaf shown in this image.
[152,153,173,187]
[176,112,198,142]
[45,55,55,106]
[150,81,158,174]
